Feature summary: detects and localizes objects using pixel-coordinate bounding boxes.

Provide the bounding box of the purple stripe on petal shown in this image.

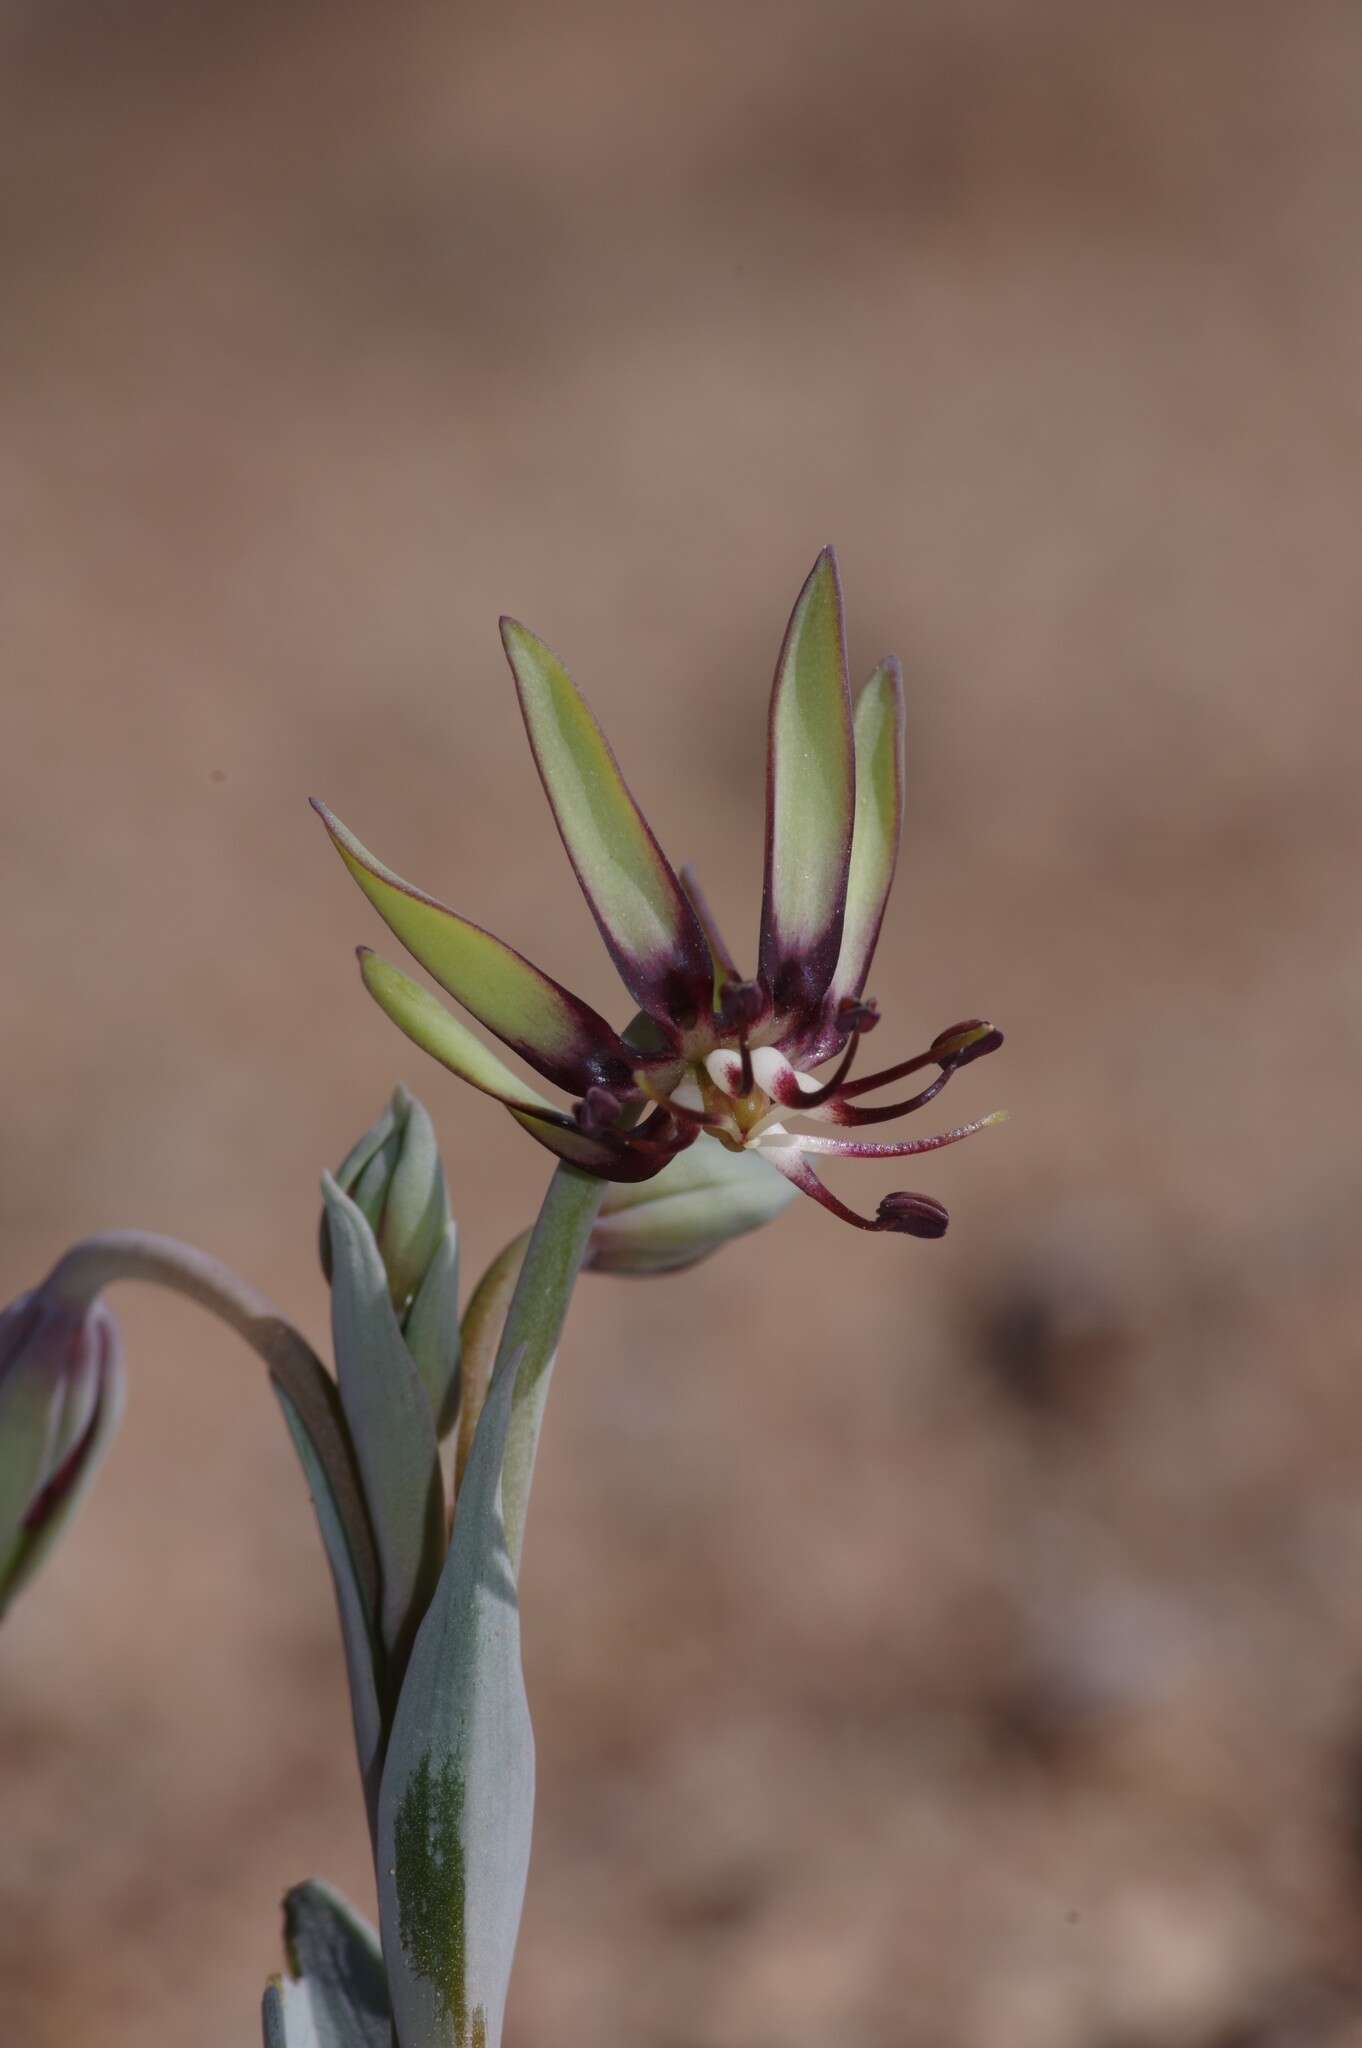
[509,1108,698,1183]
[500,620,714,1029]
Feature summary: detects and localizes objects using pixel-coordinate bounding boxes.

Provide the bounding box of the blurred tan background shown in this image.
[4,2,1362,2043]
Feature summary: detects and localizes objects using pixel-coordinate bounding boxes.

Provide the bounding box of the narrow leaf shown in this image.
[323,1177,445,1683]
[275,1384,385,1839]
[315,801,631,1093]
[830,658,905,1004]
[377,1346,535,2048]
[758,548,854,1015]
[358,951,558,1118]
[501,618,713,1027]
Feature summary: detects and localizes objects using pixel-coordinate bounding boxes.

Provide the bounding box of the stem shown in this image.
[42,1231,378,1616]
[456,1228,530,1495]
[491,1165,605,1578]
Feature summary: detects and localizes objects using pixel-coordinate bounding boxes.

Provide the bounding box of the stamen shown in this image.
[835,1043,936,1102]
[792,1030,862,1109]
[932,1020,1004,1068]
[876,1192,949,1238]
[822,1065,954,1127]
[638,1071,725,1132]
[836,1018,1003,1103]
[781,1110,1006,1160]
[763,1145,951,1238]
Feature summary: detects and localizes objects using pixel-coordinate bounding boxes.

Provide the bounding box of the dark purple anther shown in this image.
[876,1191,950,1239]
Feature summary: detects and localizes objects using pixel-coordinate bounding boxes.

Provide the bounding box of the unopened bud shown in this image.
[322,1086,461,1433]
[323,1085,448,1309]
[0,1281,125,1618]
[876,1191,950,1239]
[586,1135,796,1276]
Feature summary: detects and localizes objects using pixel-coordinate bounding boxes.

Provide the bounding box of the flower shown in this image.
[0,1279,125,1618]
[314,550,1003,1237]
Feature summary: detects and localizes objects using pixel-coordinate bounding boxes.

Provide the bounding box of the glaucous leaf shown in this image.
[376,1345,534,2048]
[322,1177,445,1681]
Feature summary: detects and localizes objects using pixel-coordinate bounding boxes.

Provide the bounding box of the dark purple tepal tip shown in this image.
[574,1085,623,1135]
[877,1191,950,1239]
[836,996,880,1035]
[719,979,766,1036]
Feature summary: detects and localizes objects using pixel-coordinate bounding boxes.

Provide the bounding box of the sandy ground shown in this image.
[4,3,1362,2043]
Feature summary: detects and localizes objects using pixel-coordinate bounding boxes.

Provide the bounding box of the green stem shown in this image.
[42,1231,378,1616]
[456,1227,530,1496]
[491,1165,605,1578]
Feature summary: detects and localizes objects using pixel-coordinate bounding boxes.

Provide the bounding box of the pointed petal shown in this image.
[314,800,632,1094]
[500,620,713,1027]
[358,949,560,1117]
[830,657,905,1003]
[759,549,855,1017]
[763,1145,950,1237]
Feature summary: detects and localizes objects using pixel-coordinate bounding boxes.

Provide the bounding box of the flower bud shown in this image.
[0,1281,125,1619]
[586,1134,796,1276]
[321,1086,461,1434]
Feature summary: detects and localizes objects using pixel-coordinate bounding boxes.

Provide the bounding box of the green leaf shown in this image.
[322,1177,445,1683]
[831,658,905,1003]
[500,618,713,1025]
[758,548,854,1013]
[358,951,559,1118]
[274,1385,384,1838]
[376,1344,534,2048]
